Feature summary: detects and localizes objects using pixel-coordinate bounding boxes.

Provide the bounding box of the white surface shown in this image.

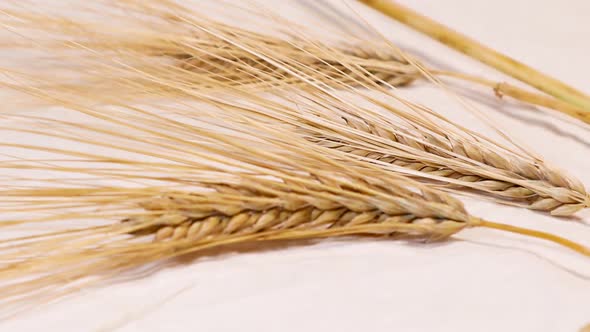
[1,1,590,331]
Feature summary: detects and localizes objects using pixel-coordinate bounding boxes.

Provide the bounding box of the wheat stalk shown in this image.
[357,0,590,118]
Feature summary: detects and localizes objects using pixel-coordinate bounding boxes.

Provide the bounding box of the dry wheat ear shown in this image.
[0,0,579,121]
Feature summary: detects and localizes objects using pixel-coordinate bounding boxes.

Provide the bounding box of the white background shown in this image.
[1,1,589,331]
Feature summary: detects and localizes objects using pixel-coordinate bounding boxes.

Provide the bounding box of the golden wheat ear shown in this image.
[305,109,589,216]
[146,74,588,217]
[0,181,587,313]
[0,0,585,121]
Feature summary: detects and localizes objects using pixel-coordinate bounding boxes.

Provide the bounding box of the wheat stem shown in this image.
[358,0,590,119]
[476,219,590,257]
[433,70,590,124]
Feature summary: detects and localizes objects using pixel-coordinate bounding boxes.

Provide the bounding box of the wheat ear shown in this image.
[308,114,588,216]
[129,189,587,257]
[0,1,585,120]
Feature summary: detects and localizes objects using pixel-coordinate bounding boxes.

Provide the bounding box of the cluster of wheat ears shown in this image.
[0,0,588,312]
